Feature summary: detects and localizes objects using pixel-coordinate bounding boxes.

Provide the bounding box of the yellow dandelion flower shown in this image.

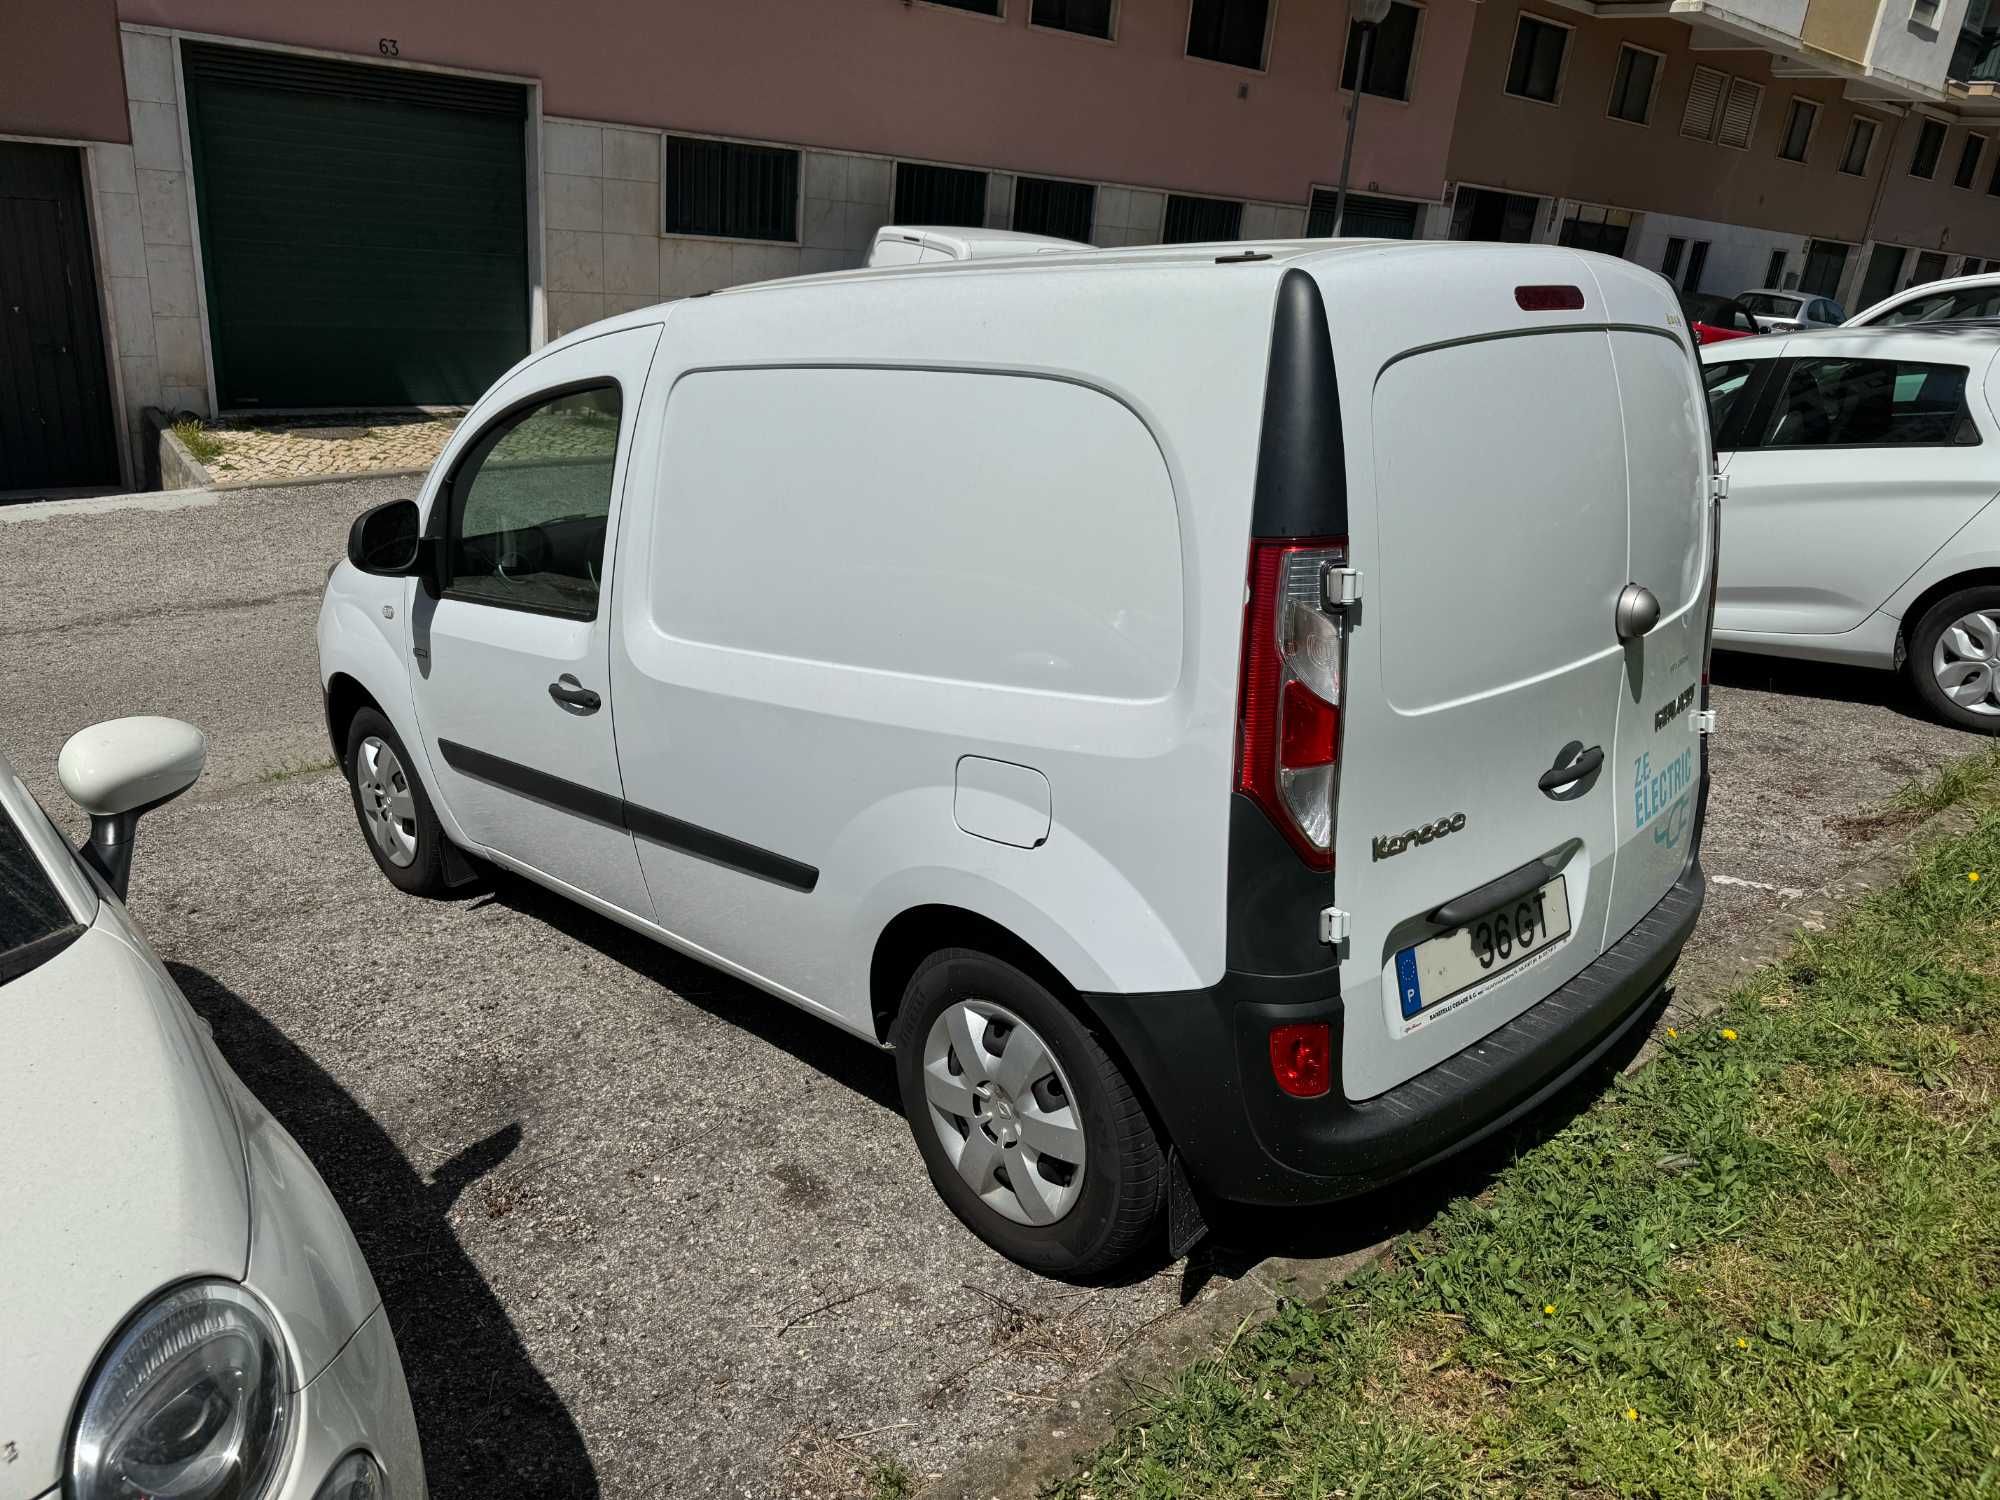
[1736,1338,1749,1349]
[1544,1304,1557,1315]
[1624,1408,1639,1422]
[1720,1028,1738,1041]
[1666,1027,1679,1039]
[1970,872,1981,883]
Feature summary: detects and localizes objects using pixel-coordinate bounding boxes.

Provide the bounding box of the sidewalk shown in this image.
[195,411,463,485]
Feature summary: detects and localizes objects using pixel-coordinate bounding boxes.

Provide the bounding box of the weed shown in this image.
[259,756,338,783]
[171,417,224,464]
[866,1455,916,1500]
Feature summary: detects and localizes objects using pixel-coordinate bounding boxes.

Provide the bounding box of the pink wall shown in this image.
[2,0,128,143]
[114,0,1474,204]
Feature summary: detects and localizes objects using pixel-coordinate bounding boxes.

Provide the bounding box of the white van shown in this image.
[866,224,1085,266]
[319,242,1716,1275]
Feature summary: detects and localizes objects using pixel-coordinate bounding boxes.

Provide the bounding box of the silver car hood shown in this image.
[0,915,249,1500]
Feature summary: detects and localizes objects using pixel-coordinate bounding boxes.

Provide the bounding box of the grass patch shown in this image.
[866,1456,916,1500]
[171,417,224,464]
[258,756,337,783]
[1053,788,2000,1498]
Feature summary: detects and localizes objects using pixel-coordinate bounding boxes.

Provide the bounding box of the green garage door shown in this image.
[184,44,528,409]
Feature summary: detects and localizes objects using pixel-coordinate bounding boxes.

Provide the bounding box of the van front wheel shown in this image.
[344,708,452,896]
[892,949,1163,1276]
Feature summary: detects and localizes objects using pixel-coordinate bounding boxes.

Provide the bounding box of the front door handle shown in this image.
[548,675,601,715]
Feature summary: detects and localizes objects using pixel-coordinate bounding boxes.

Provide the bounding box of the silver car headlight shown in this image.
[71,1281,294,1500]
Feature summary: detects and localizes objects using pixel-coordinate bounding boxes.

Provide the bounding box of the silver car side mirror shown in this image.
[57,717,206,899]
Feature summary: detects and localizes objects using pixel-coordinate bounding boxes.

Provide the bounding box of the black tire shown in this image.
[891,948,1163,1277]
[344,708,453,895]
[1905,586,2000,734]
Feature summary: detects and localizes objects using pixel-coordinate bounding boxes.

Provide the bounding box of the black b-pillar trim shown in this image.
[436,739,819,893]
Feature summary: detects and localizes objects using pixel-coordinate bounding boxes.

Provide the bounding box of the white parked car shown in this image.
[0,719,423,1500]
[321,240,1713,1274]
[1846,271,2000,327]
[1702,324,2000,729]
[866,223,1085,266]
[1736,288,1847,333]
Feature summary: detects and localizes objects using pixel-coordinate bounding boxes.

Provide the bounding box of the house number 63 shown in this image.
[378,37,400,56]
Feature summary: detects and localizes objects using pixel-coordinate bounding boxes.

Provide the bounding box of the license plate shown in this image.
[1394,877,1571,1033]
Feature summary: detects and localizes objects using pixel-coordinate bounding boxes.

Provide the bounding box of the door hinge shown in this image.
[1710,473,1729,501]
[1321,566,1363,610]
[1693,708,1717,735]
[1319,906,1352,946]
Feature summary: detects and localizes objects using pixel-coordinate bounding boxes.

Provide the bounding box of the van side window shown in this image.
[1758,358,1979,448]
[444,384,622,619]
[1702,360,1755,443]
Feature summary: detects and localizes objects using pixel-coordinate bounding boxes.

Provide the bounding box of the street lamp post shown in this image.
[1332,0,1395,238]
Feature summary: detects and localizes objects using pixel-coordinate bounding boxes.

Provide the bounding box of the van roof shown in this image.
[871,225,1084,256]
[548,239,1668,351]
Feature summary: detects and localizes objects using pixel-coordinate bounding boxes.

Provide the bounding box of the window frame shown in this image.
[1605,41,1663,127]
[1716,76,1763,152]
[1746,355,1983,452]
[1029,0,1118,40]
[1911,116,1949,179]
[918,0,1006,19]
[892,159,991,228]
[1340,0,1424,104]
[1503,12,1572,106]
[436,377,627,623]
[1161,192,1244,243]
[660,131,803,245]
[1839,113,1879,176]
[1184,0,1275,73]
[1956,132,1989,190]
[1011,174,1098,240]
[1777,96,1819,163]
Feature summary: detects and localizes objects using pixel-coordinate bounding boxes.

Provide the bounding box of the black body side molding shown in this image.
[436,739,819,893]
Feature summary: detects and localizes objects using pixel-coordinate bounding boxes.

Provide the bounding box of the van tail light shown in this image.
[1269,1022,1332,1097]
[1238,537,1348,870]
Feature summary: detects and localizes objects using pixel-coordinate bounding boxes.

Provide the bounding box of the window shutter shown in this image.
[1682,66,1726,140]
[1719,78,1762,148]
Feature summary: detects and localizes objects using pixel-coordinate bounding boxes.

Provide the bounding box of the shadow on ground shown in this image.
[1710,648,1915,716]
[169,962,601,1500]
[481,869,902,1114]
[479,863,1665,1305]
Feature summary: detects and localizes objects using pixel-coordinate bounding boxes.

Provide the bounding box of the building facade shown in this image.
[1,0,1996,496]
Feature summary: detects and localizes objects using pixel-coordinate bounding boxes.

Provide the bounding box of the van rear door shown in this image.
[1317,248,1706,1101]
[1601,326,1710,942]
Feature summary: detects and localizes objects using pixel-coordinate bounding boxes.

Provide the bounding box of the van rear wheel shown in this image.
[892,948,1163,1276]
[1907,586,2000,734]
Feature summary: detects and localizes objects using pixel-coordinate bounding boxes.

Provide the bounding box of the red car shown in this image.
[1681,293,1762,345]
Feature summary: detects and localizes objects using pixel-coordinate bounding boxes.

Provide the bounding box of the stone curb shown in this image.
[212,464,433,492]
[921,796,1978,1500]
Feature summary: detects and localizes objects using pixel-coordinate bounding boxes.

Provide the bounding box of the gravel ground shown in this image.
[0,480,1982,1498]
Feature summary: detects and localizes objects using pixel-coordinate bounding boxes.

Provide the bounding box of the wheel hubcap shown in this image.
[1931,610,2000,717]
[921,1000,1086,1227]
[355,735,419,867]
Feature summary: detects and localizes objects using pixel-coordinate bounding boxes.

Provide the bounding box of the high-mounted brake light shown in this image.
[1515,284,1585,311]
[1238,537,1348,870]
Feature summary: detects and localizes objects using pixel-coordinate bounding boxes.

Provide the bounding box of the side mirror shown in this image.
[58,717,206,899]
[347,499,422,576]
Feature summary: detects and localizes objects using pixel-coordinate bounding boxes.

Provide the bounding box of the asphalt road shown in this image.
[0,479,1981,1498]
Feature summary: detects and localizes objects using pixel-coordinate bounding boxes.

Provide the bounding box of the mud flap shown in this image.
[441,837,482,890]
[1165,1146,1209,1260]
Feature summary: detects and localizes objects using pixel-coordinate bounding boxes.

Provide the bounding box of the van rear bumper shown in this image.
[1085,862,1704,1207]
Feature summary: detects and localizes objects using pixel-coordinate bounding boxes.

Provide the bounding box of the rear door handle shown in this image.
[548,674,601,715]
[1538,744,1603,793]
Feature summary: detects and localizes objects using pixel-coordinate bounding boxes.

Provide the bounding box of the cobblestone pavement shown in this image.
[204,412,464,484]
